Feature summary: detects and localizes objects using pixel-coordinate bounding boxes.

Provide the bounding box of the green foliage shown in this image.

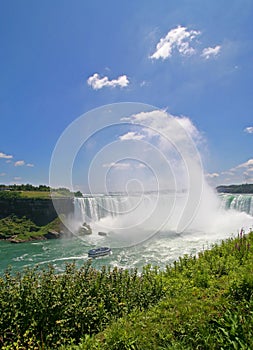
[1,231,253,349]
[0,191,21,199]
[19,191,51,198]
[71,231,253,350]
[0,184,50,192]
[0,215,40,239]
[217,183,253,193]
[0,216,62,240]
[74,191,83,197]
[0,263,164,348]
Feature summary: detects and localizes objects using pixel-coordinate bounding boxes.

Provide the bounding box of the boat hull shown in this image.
[88,247,111,258]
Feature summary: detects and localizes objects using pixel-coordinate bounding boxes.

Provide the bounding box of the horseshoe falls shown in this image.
[219,193,253,216]
[1,192,253,274]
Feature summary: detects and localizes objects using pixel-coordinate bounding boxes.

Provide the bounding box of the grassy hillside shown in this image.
[67,231,253,350]
[1,231,253,349]
[0,215,63,241]
[19,191,51,198]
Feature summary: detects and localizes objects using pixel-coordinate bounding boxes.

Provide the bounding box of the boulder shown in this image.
[9,236,26,243]
[44,230,61,239]
[78,223,92,235]
[98,231,107,236]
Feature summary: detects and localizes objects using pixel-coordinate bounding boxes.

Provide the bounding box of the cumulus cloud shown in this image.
[0,172,6,176]
[119,132,145,141]
[87,73,129,90]
[201,45,221,59]
[102,161,147,171]
[14,160,25,167]
[244,126,253,134]
[26,163,34,167]
[205,172,219,178]
[150,25,200,60]
[0,152,13,159]
[102,162,131,170]
[136,163,146,169]
[124,109,201,147]
[13,177,21,181]
[221,171,235,176]
[236,159,253,169]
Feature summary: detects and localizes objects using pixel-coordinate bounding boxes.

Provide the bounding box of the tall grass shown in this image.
[69,232,253,350]
[0,263,163,348]
[1,231,253,349]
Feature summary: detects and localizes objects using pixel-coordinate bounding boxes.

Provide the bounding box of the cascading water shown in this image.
[5,102,253,273]
[2,192,253,275]
[74,195,135,223]
[72,191,253,249]
[219,193,253,216]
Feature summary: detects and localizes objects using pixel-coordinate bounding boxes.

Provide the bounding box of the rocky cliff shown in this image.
[0,198,74,226]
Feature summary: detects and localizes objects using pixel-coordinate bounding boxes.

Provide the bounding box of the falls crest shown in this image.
[74,193,253,225]
[219,194,253,216]
[70,192,253,248]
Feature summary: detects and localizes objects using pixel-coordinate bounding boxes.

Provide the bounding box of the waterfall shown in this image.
[69,192,253,248]
[219,193,253,216]
[74,193,253,227]
[74,195,140,223]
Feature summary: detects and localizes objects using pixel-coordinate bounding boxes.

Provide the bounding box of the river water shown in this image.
[1,193,253,274]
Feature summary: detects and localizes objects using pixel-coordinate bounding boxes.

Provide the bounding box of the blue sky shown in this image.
[1,0,253,189]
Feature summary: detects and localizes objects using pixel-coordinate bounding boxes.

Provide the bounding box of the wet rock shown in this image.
[78,223,92,235]
[44,230,61,239]
[98,231,107,236]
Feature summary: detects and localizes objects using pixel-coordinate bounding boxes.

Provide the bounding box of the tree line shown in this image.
[216,183,253,194]
[0,184,50,192]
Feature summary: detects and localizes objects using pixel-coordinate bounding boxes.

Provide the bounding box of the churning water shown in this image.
[1,192,253,275]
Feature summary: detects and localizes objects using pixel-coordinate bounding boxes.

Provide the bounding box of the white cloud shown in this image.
[87,73,129,90]
[0,152,13,159]
[150,25,200,60]
[221,171,235,176]
[0,172,6,176]
[103,162,131,170]
[127,109,201,146]
[13,177,21,181]
[119,132,145,141]
[140,80,150,87]
[201,45,221,59]
[236,159,253,169]
[136,163,146,169]
[205,172,219,178]
[244,126,253,134]
[26,163,34,167]
[14,160,25,167]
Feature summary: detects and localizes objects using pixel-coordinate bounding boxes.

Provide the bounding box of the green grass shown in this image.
[1,232,253,349]
[19,191,52,199]
[18,190,73,199]
[66,232,253,350]
[0,215,63,241]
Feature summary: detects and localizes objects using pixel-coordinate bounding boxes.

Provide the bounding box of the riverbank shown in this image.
[1,231,253,349]
[0,215,64,243]
[0,191,74,243]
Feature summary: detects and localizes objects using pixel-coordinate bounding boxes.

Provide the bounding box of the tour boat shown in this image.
[88,247,111,258]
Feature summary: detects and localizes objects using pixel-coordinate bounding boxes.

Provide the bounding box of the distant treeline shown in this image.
[216,183,253,194]
[0,184,83,198]
[0,184,51,191]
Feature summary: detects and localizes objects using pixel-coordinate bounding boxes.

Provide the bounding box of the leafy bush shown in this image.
[0,191,21,199]
[0,263,164,348]
[1,231,253,349]
[0,215,39,239]
[70,231,253,350]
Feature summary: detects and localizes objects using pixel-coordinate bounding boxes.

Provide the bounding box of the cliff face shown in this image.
[0,198,74,226]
